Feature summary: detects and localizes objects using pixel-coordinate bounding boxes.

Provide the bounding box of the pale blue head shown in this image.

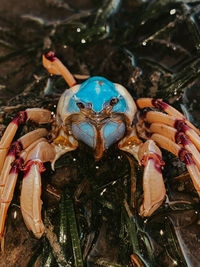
[68,77,128,159]
[68,77,127,113]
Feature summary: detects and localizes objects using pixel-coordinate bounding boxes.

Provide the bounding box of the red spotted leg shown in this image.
[148,133,200,196]
[140,111,200,152]
[136,103,200,197]
[0,128,48,197]
[144,122,200,170]
[43,51,77,88]
[118,127,166,216]
[0,138,47,239]
[0,108,52,174]
[136,98,200,134]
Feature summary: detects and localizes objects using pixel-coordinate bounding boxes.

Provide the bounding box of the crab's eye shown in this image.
[87,102,92,109]
[76,102,85,109]
[110,97,119,106]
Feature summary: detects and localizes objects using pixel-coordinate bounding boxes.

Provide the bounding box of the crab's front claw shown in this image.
[20,140,56,238]
[119,129,166,217]
[138,140,166,216]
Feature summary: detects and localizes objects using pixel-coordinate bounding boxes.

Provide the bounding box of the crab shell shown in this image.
[56,76,137,159]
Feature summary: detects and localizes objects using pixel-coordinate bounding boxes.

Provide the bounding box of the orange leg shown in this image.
[145,122,200,170]
[137,106,200,196]
[0,129,48,197]
[43,51,77,88]
[0,108,52,174]
[136,98,199,134]
[142,111,200,152]
[150,133,200,196]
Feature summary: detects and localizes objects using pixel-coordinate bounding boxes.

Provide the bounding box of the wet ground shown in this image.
[0,0,200,266]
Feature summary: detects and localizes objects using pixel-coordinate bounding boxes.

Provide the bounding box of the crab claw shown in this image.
[119,128,166,216]
[20,140,56,238]
[138,140,166,216]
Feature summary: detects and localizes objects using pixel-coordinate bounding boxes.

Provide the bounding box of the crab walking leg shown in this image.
[20,140,56,238]
[0,129,48,197]
[142,111,200,152]
[136,98,199,134]
[151,133,200,195]
[118,130,166,216]
[0,109,52,173]
[43,51,77,88]
[0,138,47,238]
[0,160,22,238]
[146,123,200,170]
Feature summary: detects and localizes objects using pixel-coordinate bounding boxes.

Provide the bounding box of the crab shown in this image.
[0,51,200,240]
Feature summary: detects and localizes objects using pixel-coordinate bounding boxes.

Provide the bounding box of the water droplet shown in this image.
[81,39,86,44]
[100,188,106,196]
[160,229,164,236]
[77,27,81,32]
[170,9,176,15]
[13,211,17,219]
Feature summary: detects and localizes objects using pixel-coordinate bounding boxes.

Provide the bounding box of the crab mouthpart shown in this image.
[94,128,104,160]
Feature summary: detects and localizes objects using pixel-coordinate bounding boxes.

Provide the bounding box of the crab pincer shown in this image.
[20,140,56,238]
[119,133,166,216]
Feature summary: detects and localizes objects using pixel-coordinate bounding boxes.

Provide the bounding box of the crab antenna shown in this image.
[43,51,77,88]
